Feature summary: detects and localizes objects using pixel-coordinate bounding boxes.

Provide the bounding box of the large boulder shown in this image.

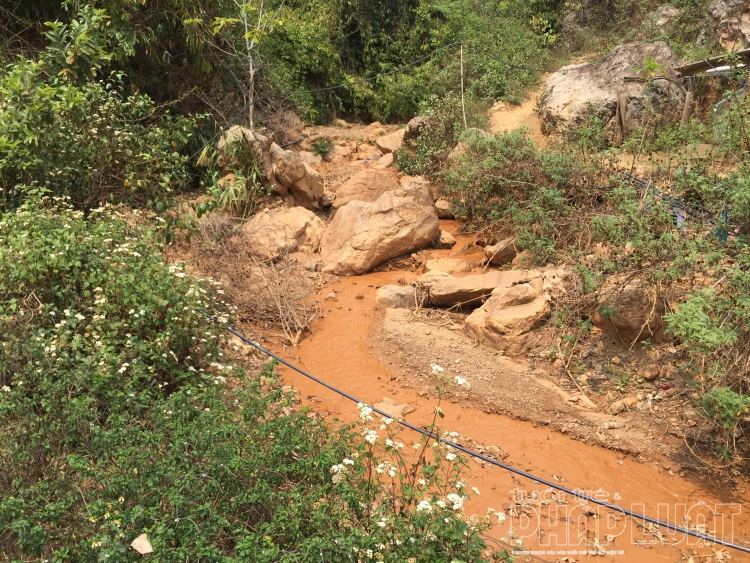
[291,163,325,209]
[699,0,750,49]
[323,145,352,163]
[269,143,325,208]
[298,151,323,167]
[400,176,436,201]
[375,129,406,154]
[429,270,541,307]
[242,207,325,261]
[539,42,685,138]
[376,285,417,309]
[332,170,400,211]
[465,283,551,355]
[593,279,668,344]
[320,184,439,275]
[270,142,306,188]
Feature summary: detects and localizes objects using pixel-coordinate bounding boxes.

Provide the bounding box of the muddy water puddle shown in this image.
[265,233,750,562]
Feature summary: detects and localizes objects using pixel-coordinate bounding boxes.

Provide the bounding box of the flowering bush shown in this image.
[0,201,508,561]
[324,401,512,563]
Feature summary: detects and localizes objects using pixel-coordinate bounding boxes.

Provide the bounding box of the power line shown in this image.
[216,320,750,556]
[188,25,707,163]
[188,41,463,162]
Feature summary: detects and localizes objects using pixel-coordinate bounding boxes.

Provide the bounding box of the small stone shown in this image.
[611,356,621,365]
[438,230,456,248]
[373,397,415,419]
[435,198,454,219]
[640,363,661,381]
[325,292,337,302]
[485,445,509,460]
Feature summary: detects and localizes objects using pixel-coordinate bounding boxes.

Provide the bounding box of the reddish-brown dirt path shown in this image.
[263,224,750,562]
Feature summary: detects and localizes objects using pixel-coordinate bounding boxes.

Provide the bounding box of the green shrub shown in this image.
[701,388,750,431]
[311,137,333,156]
[0,200,506,562]
[0,8,199,212]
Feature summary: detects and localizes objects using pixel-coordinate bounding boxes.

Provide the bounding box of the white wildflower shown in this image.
[446,493,463,510]
[416,500,432,512]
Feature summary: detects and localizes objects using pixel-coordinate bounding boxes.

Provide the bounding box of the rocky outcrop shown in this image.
[417,270,452,286]
[298,151,323,167]
[320,184,440,275]
[700,0,750,49]
[593,279,668,344]
[540,42,685,138]
[373,153,394,169]
[484,237,517,265]
[269,143,324,208]
[242,207,325,261]
[653,5,680,27]
[464,283,551,355]
[376,285,417,309]
[375,129,406,154]
[331,170,400,211]
[323,145,351,163]
[429,270,541,307]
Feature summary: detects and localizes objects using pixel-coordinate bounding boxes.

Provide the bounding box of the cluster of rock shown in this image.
[228,120,446,276]
[377,261,571,355]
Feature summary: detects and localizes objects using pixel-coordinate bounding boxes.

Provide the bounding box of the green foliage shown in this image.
[43,5,118,85]
[396,92,486,176]
[0,8,200,212]
[204,137,270,216]
[0,201,504,561]
[311,137,333,156]
[664,244,750,437]
[701,388,750,430]
[615,372,630,392]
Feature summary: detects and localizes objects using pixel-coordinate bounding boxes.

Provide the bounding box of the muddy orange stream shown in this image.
[269,256,750,562]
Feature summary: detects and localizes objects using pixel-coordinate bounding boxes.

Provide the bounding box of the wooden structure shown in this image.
[674,48,750,77]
